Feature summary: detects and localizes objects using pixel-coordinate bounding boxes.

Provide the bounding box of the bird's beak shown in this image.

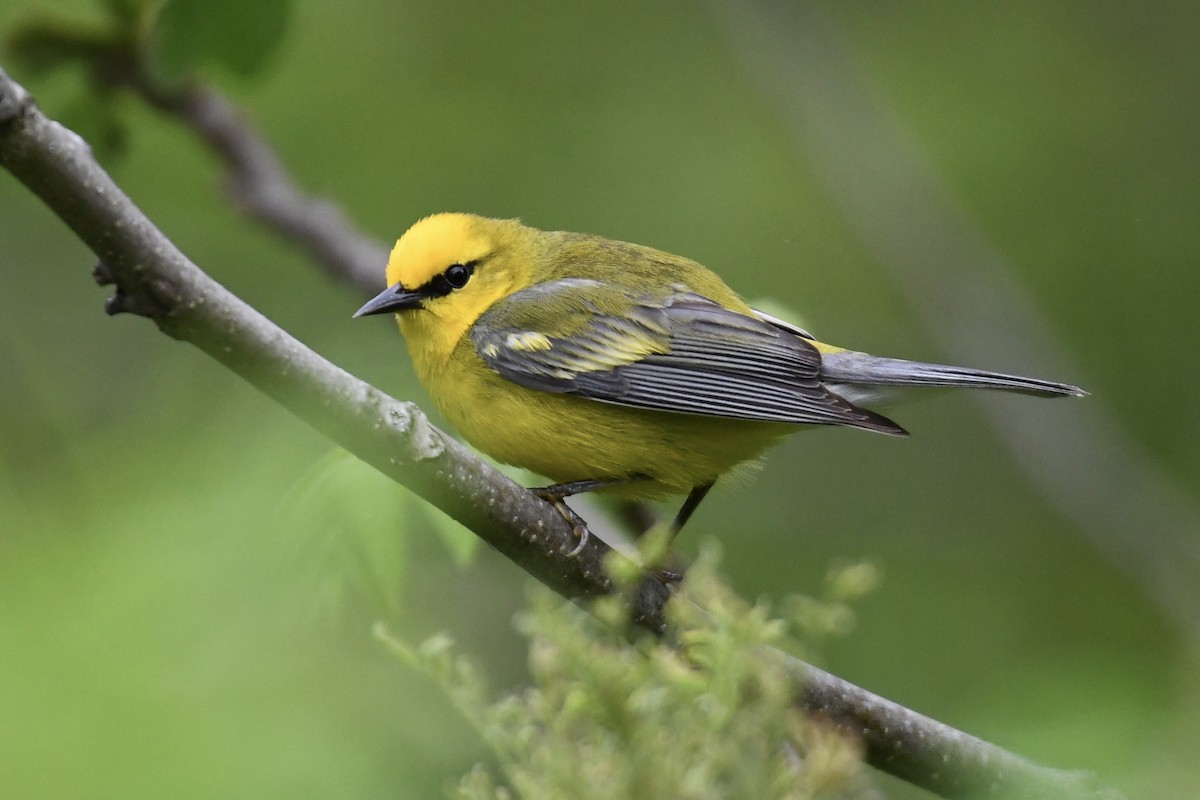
[353,284,427,318]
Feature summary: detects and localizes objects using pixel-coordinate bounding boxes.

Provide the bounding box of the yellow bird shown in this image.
[356,213,1083,551]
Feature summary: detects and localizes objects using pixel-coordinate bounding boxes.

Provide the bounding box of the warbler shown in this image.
[355,213,1083,550]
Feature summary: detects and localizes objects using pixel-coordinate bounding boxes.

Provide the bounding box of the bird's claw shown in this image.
[653,567,684,584]
[532,488,592,558]
[565,523,590,557]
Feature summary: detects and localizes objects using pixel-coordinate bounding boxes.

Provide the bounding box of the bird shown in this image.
[355,213,1084,554]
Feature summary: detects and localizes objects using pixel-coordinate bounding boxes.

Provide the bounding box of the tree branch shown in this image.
[0,67,1120,800]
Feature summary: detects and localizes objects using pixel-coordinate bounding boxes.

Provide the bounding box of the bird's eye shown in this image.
[445,262,473,289]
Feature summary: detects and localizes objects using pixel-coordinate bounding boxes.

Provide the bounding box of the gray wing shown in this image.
[470,278,905,434]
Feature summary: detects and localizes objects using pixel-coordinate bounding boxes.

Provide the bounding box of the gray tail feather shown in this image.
[821,351,1087,398]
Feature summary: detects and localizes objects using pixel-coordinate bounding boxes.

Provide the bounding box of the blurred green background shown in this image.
[1,1,1197,798]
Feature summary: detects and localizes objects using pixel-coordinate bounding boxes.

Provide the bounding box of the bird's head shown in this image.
[355,213,533,349]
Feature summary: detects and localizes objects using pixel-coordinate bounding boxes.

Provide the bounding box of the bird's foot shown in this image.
[530,488,592,557]
[529,475,651,557]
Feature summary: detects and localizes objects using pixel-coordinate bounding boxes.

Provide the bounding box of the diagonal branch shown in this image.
[0,67,1121,800]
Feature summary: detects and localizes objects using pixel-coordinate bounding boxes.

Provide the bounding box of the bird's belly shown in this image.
[425,352,791,496]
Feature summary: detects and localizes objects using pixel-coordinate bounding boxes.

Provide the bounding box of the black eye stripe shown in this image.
[421,260,477,298]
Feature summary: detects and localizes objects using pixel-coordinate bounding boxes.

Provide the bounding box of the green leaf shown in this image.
[150,0,292,82]
[275,449,482,620]
[277,450,411,620]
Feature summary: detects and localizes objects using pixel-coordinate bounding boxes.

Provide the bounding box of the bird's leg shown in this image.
[529,474,650,557]
[652,482,716,583]
[669,482,715,543]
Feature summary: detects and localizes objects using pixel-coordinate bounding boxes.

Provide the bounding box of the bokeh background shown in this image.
[2,1,1197,798]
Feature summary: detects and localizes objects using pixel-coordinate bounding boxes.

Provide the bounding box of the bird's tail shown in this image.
[820,350,1086,404]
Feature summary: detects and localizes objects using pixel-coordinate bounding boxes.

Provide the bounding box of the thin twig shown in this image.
[0,67,1120,800]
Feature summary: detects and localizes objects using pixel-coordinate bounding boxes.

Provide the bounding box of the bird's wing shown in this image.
[471,278,905,434]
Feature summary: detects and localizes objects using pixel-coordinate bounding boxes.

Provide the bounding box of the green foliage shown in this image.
[149,0,292,82]
[5,0,290,159]
[784,560,881,648]
[279,449,479,621]
[6,0,291,85]
[378,549,876,800]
